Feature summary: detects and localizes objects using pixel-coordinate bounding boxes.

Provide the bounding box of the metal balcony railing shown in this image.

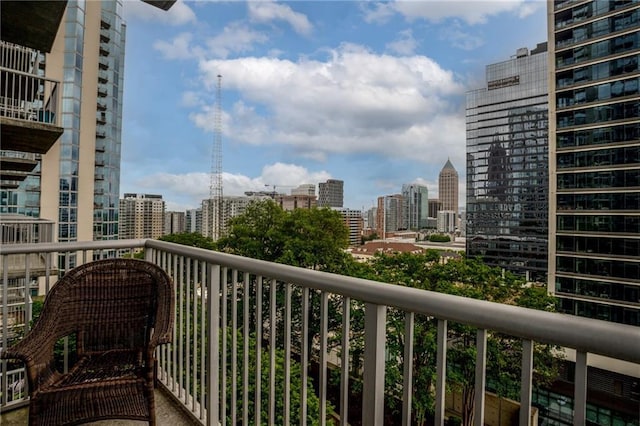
[0,67,60,126]
[1,240,639,426]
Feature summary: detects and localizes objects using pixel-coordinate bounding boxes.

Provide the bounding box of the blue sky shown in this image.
[120,0,548,211]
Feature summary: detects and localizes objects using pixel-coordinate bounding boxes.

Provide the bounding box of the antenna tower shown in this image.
[209,74,223,240]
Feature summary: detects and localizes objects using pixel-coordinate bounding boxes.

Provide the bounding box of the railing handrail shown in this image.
[3,239,637,364]
[0,66,59,84]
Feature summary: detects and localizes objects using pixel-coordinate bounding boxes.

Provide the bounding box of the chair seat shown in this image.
[51,350,145,389]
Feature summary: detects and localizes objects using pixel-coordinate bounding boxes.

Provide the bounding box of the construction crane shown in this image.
[209,74,223,240]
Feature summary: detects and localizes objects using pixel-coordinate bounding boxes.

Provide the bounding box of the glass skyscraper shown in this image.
[549,0,640,326]
[466,43,549,281]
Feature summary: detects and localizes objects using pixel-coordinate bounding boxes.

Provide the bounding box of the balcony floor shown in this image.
[0,387,200,425]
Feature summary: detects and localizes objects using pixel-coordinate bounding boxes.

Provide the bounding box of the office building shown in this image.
[202,195,270,240]
[334,208,364,246]
[549,1,640,326]
[427,199,442,220]
[437,210,457,234]
[376,194,404,237]
[466,43,549,281]
[118,193,165,240]
[164,211,185,235]
[185,208,202,234]
[318,179,344,207]
[401,183,429,230]
[438,159,459,214]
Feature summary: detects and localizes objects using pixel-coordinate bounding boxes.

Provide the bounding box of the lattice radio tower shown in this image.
[209,74,223,240]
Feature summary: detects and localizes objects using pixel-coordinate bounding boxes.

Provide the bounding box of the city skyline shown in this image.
[120,0,548,211]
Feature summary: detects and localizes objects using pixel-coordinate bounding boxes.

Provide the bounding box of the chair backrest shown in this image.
[43,258,173,353]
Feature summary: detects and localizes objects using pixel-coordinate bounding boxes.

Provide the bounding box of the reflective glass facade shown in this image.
[466,44,549,281]
[550,0,640,326]
[93,1,125,241]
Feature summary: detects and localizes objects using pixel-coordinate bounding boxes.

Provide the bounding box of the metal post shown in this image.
[474,328,487,426]
[362,303,386,426]
[206,264,220,426]
[519,339,533,426]
[574,351,588,426]
[435,319,448,426]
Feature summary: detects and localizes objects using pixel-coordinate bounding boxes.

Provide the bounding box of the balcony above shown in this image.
[0,1,68,53]
[0,152,38,173]
[142,1,177,11]
[0,67,63,154]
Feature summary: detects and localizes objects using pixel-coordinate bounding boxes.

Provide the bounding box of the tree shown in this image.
[429,234,451,243]
[159,232,216,250]
[345,254,560,426]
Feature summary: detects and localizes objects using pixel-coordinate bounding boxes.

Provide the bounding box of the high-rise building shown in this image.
[318,179,344,207]
[1,1,173,268]
[466,43,549,281]
[118,193,165,240]
[549,1,640,326]
[185,208,202,234]
[334,208,364,246]
[438,159,459,214]
[401,184,429,230]
[202,195,270,240]
[376,194,404,237]
[164,211,186,235]
[427,199,443,219]
[437,210,457,234]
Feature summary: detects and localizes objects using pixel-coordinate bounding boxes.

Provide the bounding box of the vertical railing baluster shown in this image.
[574,351,588,426]
[2,256,9,408]
[301,287,310,426]
[269,279,277,426]
[63,252,70,374]
[340,297,350,426]
[319,291,329,426]
[255,276,263,426]
[171,254,177,392]
[24,254,31,333]
[231,269,239,425]
[284,283,292,426]
[243,273,250,426]
[192,259,199,413]
[520,339,533,426]
[221,267,228,426]
[402,312,414,426]
[185,257,191,407]
[435,319,448,426]
[200,261,207,420]
[474,328,487,426]
[178,256,184,400]
[207,264,220,426]
[362,303,386,426]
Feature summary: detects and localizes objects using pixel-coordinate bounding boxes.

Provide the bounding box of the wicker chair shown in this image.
[1,258,174,426]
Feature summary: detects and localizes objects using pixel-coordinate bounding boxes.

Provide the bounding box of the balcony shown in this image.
[1,239,638,426]
[0,67,63,154]
[0,1,68,53]
[98,70,109,84]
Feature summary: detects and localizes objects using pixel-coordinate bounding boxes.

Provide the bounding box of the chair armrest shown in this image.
[1,326,58,392]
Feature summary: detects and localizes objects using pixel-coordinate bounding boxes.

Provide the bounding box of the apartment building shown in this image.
[118,193,165,239]
[401,183,429,230]
[318,179,344,208]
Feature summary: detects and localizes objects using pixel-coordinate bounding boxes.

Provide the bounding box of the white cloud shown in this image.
[386,29,418,56]
[440,24,484,50]
[364,0,536,26]
[191,43,466,167]
[124,0,196,26]
[153,33,203,60]
[248,1,313,35]
[133,164,332,211]
[206,22,269,59]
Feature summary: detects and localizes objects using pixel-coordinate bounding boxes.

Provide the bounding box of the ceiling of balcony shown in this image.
[141,1,177,11]
[0,117,63,154]
[1,1,68,53]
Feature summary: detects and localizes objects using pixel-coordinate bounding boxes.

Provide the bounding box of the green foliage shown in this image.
[428,233,451,242]
[225,328,331,425]
[159,232,216,250]
[218,200,352,273]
